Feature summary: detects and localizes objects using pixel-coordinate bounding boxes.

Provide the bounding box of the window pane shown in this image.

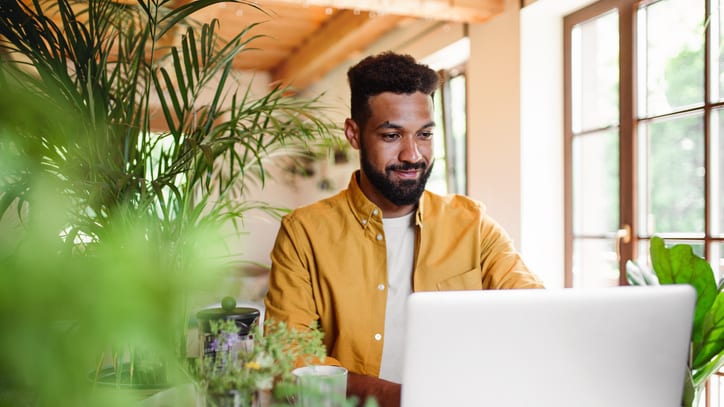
[639,114,705,234]
[719,0,724,101]
[572,238,619,288]
[711,242,724,283]
[572,10,619,133]
[429,91,447,195]
[449,75,467,194]
[715,110,724,236]
[429,73,467,195]
[635,239,651,269]
[427,162,447,194]
[640,0,705,117]
[572,129,619,235]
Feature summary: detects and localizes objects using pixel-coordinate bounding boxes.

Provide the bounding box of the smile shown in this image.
[394,169,420,179]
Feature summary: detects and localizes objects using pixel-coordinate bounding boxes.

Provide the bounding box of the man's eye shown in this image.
[419,132,434,139]
[382,133,400,140]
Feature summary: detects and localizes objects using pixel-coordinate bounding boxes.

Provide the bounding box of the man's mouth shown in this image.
[394,168,421,179]
[387,163,426,179]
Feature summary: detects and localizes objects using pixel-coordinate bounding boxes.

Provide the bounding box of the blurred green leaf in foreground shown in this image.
[0,67,227,407]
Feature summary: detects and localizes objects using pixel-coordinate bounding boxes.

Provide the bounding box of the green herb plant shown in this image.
[627,236,724,407]
[192,319,325,406]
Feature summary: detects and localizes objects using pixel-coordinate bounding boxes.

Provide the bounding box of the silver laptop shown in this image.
[400,285,696,407]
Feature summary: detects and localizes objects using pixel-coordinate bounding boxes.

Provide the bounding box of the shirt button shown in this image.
[374,333,382,341]
[372,209,379,216]
[361,219,367,225]
[376,233,383,241]
[377,284,385,291]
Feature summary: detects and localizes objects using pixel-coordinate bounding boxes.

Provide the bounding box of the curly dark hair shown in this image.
[347,52,440,132]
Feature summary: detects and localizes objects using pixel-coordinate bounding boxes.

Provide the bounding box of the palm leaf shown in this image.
[1,0,337,249]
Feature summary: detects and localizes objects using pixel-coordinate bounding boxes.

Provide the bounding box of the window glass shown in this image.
[429,91,448,195]
[635,239,651,270]
[715,109,724,236]
[718,0,724,101]
[640,0,705,117]
[572,129,619,235]
[428,71,467,196]
[571,10,619,133]
[711,242,724,282]
[638,114,705,234]
[449,74,467,194]
[572,238,619,288]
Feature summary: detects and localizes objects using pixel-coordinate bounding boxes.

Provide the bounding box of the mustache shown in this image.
[386,162,427,172]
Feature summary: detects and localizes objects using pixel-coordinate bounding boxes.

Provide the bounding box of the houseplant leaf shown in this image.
[647,236,724,389]
[692,292,724,379]
[649,236,716,353]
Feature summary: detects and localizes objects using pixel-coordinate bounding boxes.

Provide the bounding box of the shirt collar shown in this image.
[346,170,426,228]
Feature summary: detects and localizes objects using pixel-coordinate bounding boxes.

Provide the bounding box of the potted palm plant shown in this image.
[0,0,336,244]
[0,0,336,401]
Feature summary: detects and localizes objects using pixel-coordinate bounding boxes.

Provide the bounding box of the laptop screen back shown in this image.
[400,285,695,407]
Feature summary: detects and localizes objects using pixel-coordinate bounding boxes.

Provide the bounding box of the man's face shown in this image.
[345,91,435,209]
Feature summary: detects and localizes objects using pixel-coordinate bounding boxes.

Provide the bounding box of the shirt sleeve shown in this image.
[479,214,545,289]
[264,215,318,330]
[263,215,343,366]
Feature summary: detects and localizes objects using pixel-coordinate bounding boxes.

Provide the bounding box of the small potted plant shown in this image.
[191,317,327,407]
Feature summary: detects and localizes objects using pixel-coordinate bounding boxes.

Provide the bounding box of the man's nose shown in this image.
[399,136,422,163]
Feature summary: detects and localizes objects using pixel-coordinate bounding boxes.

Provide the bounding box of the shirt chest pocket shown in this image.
[435,267,483,291]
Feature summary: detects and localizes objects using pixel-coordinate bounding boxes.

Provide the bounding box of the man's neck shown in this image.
[382,204,417,218]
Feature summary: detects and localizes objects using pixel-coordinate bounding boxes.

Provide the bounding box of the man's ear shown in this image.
[344,118,361,150]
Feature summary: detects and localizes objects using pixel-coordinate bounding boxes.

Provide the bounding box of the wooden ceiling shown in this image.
[14,0,505,90]
[193,0,506,90]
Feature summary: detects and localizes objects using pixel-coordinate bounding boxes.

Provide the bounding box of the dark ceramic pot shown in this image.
[196,302,260,357]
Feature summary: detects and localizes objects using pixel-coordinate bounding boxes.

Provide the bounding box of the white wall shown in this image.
[464,0,568,287]
[519,0,597,287]
[467,0,523,246]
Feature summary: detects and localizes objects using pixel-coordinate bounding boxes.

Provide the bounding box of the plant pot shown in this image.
[196,305,260,358]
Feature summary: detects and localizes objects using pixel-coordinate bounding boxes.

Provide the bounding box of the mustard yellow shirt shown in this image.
[264,171,543,376]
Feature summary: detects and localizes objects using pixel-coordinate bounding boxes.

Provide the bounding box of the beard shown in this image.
[360,147,433,206]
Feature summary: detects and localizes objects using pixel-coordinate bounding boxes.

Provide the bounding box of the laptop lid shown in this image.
[400,285,696,407]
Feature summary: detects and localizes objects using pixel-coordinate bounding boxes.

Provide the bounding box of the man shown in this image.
[264,52,543,407]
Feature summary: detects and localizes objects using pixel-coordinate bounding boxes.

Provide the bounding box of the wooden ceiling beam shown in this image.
[259,0,505,23]
[270,10,405,90]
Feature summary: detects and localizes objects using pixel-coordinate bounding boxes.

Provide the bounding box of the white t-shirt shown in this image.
[378,212,415,383]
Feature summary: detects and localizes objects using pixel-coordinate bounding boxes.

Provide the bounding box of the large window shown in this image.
[565,0,724,404]
[424,36,469,196]
[429,66,468,195]
[567,5,621,287]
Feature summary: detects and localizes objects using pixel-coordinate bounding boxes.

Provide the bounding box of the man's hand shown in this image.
[347,372,401,407]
